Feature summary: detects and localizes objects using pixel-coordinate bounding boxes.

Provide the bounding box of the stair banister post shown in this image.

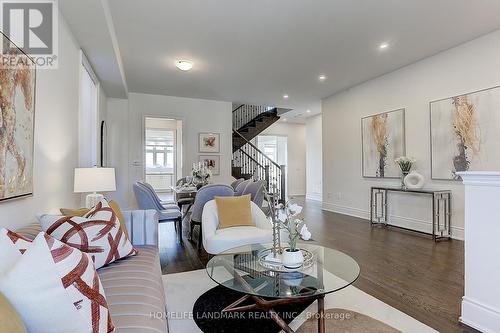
[265,165,270,191]
[280,165,286,203]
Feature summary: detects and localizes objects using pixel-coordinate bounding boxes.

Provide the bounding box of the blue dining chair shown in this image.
[189,184,234,249]
[137,181,179,210]
[234,179,252,196]
[242,180,266,208]
[230,178,244,190]
[133,183,183,242]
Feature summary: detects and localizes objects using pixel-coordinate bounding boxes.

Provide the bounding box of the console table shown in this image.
[370,186,451,241]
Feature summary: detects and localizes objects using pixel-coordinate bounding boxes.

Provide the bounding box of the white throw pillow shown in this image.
[38,198,137,269]
[0,230,114,333]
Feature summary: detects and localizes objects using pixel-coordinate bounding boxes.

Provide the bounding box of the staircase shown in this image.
[232,104,285,203]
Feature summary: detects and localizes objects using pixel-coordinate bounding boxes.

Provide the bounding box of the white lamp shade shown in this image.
[74,168,116,193]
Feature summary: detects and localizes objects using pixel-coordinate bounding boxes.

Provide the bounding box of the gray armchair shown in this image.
[133,183,183,242]
[190,184,234,249]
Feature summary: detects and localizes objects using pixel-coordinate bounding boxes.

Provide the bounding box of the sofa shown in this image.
[15,210,168,333]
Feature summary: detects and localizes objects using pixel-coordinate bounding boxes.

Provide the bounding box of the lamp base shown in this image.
[85,193,104,208]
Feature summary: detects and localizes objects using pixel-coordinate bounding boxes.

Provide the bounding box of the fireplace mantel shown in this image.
[458,171,500,332]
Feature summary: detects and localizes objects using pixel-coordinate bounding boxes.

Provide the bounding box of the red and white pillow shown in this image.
[38,199,137,269]
[0,229,114,333]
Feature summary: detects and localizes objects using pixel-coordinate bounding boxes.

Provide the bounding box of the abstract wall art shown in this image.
[199,155,220,175]
[0,32,36,201]
[430,86,500,180]
[362,109,405,178]
[199,132,220,153]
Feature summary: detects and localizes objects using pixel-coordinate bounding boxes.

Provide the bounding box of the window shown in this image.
[78,51,99,167]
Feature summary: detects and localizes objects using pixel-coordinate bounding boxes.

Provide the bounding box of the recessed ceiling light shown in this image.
[175,60,193,71]
[379,42,389,50]
[283,118,288,122]
[318,74,326,81]
[283,94,289,99]
[306,110,311,113]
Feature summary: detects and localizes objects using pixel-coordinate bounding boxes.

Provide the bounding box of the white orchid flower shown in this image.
[288,203,303,216]
[300,224,311,241]
[277,211,288,223]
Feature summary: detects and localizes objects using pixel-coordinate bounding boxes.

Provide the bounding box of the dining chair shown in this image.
[190,184,234,249]
[175,177,196,213]
[133,183,183,242]
[234,179,252,196]
[242,180,266,208]
[230,178,244,190]
[137,181,179,210]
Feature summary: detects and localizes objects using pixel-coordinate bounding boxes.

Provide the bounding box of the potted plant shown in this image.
[395,156,416,190]
[276,201,311,269]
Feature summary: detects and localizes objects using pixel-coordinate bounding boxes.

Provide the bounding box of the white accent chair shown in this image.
[202,199,273,254]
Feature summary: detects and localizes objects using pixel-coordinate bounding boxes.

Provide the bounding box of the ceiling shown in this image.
[62,0,500,118]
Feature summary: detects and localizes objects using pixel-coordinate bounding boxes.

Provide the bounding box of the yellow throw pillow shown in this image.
[0,292,27,333]
[59,207,90,217]
[109,200,129,240]
[215,194,254,229]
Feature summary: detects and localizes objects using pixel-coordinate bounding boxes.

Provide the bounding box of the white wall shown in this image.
[322,29,500,240]
[260,122,306,196]
[107,93,232,208]
[306,114,322,201]
[0,15,97,229]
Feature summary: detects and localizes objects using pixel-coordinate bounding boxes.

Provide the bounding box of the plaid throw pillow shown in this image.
[38,198,137,269]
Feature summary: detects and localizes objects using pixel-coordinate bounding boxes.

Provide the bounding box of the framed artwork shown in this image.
[199,155,220,175]
[199,132,220,153]
[0,32,36,202]
[362,109,406,178]
[430,86,500,180]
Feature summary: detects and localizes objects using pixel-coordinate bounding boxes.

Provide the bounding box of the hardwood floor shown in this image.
[158,197,476,333]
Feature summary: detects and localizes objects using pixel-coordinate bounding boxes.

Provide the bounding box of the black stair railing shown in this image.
[232,104,275,130]
[233,129,285,203]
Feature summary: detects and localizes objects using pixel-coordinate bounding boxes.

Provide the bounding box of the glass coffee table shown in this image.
[206,242,360,333]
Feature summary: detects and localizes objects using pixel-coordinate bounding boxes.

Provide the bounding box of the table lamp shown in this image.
[74,167,116,208]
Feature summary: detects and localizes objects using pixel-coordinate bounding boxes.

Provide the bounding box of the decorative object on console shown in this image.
[192,161,212,186]
[0,32,36,202]
[276,201,311,269]
[74,167,116,208]
[404,171,425,189]
[199,155,220,175]
[395,156,416,190]
[430,86,500,180]
[362,109,405,178]
[0,230,114,333]
[38,199,137,269]
[199,132,220,153]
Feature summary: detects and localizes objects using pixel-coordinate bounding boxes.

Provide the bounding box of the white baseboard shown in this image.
[306,192,322,202]
[460,297,500,333]
[322,202,464,240]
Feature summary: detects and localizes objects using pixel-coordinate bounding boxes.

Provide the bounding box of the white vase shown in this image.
[282,249,304,269]
[404,171,425,189]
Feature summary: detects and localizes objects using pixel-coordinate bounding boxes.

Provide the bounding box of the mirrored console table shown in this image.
[370,186,451,241]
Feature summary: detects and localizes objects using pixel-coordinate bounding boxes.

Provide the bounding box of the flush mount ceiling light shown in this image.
[175,60,193,71]
[283,94,289,99]
[283,118,288,122]
[379,42,389,50]
[306,109,311,113]
[318,74,327,81]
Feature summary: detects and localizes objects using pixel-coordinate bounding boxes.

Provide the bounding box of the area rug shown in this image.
[162,269,438,333]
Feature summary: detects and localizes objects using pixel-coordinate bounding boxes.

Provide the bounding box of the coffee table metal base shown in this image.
[222,293,325,333]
